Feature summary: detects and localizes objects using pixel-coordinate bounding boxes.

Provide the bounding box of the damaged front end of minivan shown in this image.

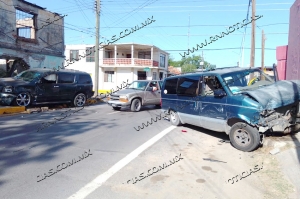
[245,80,300,134]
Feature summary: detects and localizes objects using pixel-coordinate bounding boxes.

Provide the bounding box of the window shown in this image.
[203,76,222,96]
[152,72,157,80]
[104,71,114,82]
[42,74,57,84]
[105,51,112,58]
[160,54,166,68]
[70,50,79,61]
[137,71,147,80]
[138,51,151,59]
[164,78,178,94]
[177,76,200,96]
[58,73,75,84]
[86,47,95,62]
[78,75,92,84]
[16,9,35,39]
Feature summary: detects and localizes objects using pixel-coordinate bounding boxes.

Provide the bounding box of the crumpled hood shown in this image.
[112,88,143,95]
[244,80,300,109]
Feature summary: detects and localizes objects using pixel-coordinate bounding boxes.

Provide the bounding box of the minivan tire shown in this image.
[73,93,86,107]
[229,122,260,152]
[131,98,141,112]
[170,110,182,126]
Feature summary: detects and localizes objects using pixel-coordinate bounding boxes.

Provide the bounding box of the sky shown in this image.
[27,0,294,68]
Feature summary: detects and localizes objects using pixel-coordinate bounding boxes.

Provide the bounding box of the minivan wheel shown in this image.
[229,122,260,152]
[15,92,31,107]
[131,99,141,112]
[170,110,182,126]
[73,93,86,107]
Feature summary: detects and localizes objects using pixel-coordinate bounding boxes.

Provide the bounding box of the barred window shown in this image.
[86,47,95,62]
[70,50,79,61]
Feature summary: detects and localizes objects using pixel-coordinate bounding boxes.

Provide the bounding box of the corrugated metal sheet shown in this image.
[277,60,287,80]
[286,0,300,80]
[276,45,288,61]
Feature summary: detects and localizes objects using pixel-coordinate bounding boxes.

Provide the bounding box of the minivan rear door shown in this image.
[176,75,202,127]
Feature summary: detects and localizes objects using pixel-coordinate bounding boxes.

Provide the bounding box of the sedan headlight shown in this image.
[119,95,128,102]
[3,86,13,93]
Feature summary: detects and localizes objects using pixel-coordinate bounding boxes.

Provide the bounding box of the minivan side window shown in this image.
[164,78,178,94]
[78,75,92,84]
[58,73,75,84]
[177,76,200,96]
[203,75,223,96]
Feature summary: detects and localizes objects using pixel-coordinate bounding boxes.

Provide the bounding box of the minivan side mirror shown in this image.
[214,89,226,97]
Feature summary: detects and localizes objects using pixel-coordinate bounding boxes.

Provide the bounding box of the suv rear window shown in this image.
[58,73,75,84]
[78,74,92,84]
[164,78,178,94]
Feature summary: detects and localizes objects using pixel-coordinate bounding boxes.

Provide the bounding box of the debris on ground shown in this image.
[270,148,280,155]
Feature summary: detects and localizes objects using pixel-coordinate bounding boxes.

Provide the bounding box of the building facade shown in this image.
[286,0,300,80]
[0,0,64,76]
[64,43,169,93]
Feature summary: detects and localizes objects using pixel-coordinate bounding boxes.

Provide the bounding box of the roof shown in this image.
[166,67,261,78]
[18,0,45,10]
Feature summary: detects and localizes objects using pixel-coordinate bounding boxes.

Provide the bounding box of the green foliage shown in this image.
[168,54,211,73]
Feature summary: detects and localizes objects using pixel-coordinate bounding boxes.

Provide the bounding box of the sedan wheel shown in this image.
[73,93,86,107]
[15,92,31,107]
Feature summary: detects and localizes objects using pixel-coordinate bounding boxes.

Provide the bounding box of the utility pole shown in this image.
[250,0,256,68]
[188,14,190,50]
[261,29,265,80]
[94,0,100,97]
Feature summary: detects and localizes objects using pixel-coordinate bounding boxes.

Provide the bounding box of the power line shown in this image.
[164,47,276,51]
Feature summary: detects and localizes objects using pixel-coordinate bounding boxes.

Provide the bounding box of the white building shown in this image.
[64,43,169,93]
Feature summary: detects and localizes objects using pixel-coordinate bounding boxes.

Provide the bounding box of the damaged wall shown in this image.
[0,0,64,70]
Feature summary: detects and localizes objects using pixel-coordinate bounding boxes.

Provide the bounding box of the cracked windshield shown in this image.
[0,0,299,199]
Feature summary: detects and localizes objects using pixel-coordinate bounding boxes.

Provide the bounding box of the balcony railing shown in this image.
[103,58,159,67]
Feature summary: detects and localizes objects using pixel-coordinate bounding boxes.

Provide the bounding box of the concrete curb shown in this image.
[0,106,25,115]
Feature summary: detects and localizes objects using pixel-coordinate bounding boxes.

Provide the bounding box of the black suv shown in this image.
[0,69,94,107]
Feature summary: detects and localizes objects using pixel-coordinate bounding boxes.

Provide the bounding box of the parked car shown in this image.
[0,68,94,107]
[161,66,300,152]
[107,80,162,111]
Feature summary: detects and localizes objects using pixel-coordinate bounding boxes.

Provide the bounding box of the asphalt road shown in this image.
[0,102,299,199]
[0,103,171,199]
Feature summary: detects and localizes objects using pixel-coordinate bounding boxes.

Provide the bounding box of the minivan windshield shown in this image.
[14,70,43,82]
[221,69,274,94]
[127,81,149,90]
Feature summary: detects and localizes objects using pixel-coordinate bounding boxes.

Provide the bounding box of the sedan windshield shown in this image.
[127,81,149,90]
[221,69,274,94]
[14,70,43,82]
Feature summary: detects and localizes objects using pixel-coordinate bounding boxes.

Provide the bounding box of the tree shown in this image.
[181,64,197,73]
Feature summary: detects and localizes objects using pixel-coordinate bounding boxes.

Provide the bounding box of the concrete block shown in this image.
[270,148,280,155]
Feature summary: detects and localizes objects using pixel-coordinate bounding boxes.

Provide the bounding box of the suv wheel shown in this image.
[170,110,182,126]
[73,93,86,107]
[15,92,31,107]
[229,122,260,152]
[131,98,141,112]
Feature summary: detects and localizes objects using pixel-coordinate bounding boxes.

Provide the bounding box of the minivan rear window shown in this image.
[164,78,178,94]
